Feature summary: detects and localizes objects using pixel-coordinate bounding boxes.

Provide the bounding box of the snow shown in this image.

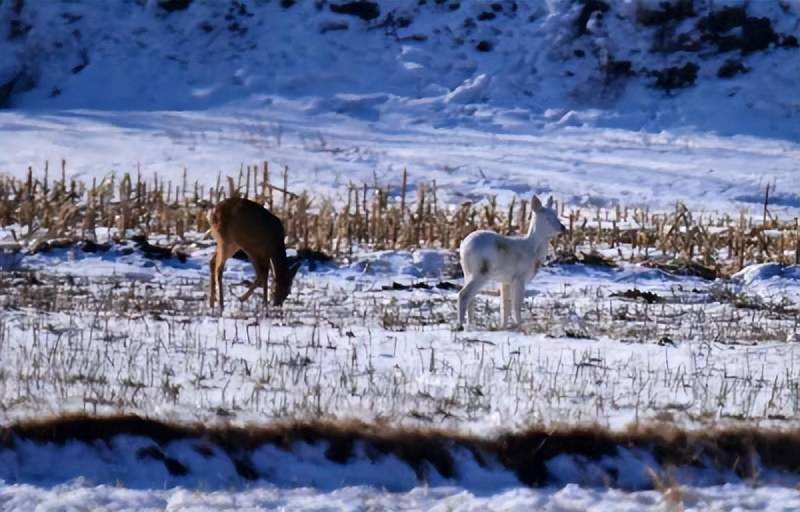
[731,263,800,307]
[1,0,799,508]
[2,245,798,431]
[8,481,800,512]
[4,426,800,510]
[2,105,799,217]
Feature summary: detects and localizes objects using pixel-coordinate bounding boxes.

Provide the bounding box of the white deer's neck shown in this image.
[524,221,553,258]
[525,220,543,242]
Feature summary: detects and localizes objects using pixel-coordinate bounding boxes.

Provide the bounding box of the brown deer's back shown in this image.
[211,197,286,251]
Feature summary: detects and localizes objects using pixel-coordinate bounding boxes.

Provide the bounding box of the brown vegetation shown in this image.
[5,414,800,487]
[0,163,797,276]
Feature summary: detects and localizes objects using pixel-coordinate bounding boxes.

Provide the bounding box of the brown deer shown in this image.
[207,197,299,311]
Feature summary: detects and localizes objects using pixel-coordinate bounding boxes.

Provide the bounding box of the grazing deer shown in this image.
[457,195,565,329]
[207,197,299,312]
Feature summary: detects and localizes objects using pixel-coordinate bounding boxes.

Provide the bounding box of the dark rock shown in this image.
[130,235,188,263]
[78,240,112,253]
[476,40,492,52]
[9,19,31,38]
[738,17,778,53]
[478,11,496,21]
[611,288,663,304]
[651,62,699,91]
[0,74,21,108]
[637,0,694,26]
[698,8,779,54]
[780,35,799,48]
[290,248,334,271]
[717,59,748,78]
[605,58,633,81]
[330,1,381,21]
[157,0,192,13]
[698,6,747,34]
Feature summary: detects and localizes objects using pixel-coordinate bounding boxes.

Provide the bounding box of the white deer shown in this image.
[457,195,566,329]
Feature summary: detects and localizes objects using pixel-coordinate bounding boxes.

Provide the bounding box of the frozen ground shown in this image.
[1,235,797,509]
[1,244,798,430]
[4,480,800,512]
[4,477,800,511]
[1,0,799,508]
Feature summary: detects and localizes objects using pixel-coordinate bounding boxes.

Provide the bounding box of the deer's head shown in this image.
[273,260,300,307]
[531,195,566,238]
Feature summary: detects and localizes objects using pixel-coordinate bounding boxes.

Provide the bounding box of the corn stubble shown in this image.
[0,162,797,274]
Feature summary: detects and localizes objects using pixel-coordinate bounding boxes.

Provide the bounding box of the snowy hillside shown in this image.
[1,2,800,509]
[2,0,800,216]
[1,0,799,139]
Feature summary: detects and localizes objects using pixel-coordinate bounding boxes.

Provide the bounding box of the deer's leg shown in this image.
[239,278,261,302]
[261,262,270,316]
[208,251,217,309]
[238,270,262,303]
[214,242,239,312]
[511,279,525,326]
[458,275,487,328]
[239,258,270,308]
[500,282,511,327]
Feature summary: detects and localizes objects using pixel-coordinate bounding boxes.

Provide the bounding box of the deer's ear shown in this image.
[531,195,542,211]
[546,195,554,209]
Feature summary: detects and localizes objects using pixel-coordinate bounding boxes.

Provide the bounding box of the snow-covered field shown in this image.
[0,243,797,510]
[2,245,799,430]
[1,0,800,509]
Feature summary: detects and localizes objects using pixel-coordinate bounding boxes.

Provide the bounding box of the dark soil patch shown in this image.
[642,259,718,280]
[637,0,694,26]
[551,251,617,268]
[698,7,779,54]
[330,1,381,21]
[381,281,460,291]
[781,35,799,48]
[157,0,193,12]
[611,288,663,304]
[650,62,699,91]
[476,40,493,52]
[130,235,188,263]
[718,59,748,78]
